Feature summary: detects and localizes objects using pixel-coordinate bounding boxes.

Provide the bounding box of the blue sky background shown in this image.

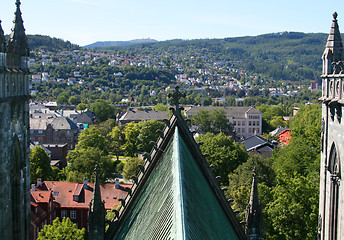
[1,0,344,46]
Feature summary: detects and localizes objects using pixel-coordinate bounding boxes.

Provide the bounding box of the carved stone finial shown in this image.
[168,86,186,112]
[94,164,99,174]
[333,12,338,20]
[16,0,21,7]
[252,166,257,177]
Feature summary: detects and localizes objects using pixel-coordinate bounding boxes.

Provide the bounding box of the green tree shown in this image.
[289,104,321,150]
[90,99,116,122]
[154,103,169,111]
[196,132,248,185]
[30,146,53,184]
[66,147,115,182]
[266,173,319,239]
[38,217,85,240]
[265,137,320,239]
[122,122,140,157]
[56,93,68,105]
[226,154,275,223]
[191,109,232,135]
[211,109,233,134]
[65,125,115,182]
[122,157,144,180]
[76,103,89,110]
[68,96,79,105]
[108,126,125,161]
[76,125,110,153]
[191,110,212,133]
[137,120,165,153]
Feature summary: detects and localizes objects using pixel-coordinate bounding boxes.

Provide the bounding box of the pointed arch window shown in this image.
[328,143,340,240]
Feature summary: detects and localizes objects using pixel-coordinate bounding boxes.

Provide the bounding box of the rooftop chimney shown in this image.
[115,178,120,189]
[37,178,42,187]
[83,177,88,189]
[31,184,35,191]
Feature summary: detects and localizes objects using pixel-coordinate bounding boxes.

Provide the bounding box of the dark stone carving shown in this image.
[331,61,344,74]
[321,118,324,152]
[336,105,342,123]
[168,86,186,115]
[317,214,322,240]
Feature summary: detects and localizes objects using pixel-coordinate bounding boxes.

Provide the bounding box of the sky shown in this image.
[1,0,344,46]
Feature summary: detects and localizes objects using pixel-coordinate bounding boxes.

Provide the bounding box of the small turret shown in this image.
[7,0,29,71]
[88,166,105,240]
[245,167,263,240]
[0,20,5,53]
[322,12,343,75]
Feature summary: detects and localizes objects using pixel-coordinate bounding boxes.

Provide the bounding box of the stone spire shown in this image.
[0,20,5,53]
[323,12,343,75]
[88,166,105,240]
[7,0,29,69]
[245,167,263,240]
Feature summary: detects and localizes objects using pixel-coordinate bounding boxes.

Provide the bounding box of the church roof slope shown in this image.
[106,104,245,239]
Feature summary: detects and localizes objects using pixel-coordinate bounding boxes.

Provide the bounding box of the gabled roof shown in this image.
[50,117,78,130]
[31,190,51,204]
[240,135,276,152]
[269,126,288,136]
[106,104,245,239]
[40,181,130,210]
[118,110,168,123]
[30,117,78,130]
[185,106,261,119]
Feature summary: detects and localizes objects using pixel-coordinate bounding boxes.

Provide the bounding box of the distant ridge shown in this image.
[84,38,158,48]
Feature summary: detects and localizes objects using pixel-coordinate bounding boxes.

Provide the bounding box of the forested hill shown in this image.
[27,32,330,82]
[106,32,329,83]
[27,35,80,52]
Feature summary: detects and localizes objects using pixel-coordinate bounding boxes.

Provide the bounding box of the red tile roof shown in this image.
[41,181,130,210]
[31,190,51,204]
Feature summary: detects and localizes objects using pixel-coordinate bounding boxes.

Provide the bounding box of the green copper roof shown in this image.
[112,131,175,239]
[111,127,240,240]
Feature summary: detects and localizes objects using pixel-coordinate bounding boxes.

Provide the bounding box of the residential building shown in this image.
[0,1,31,239]
[33,179,130,232]
[43,143,68,168]
[319,12,344,240]
[30,117,79,150]
[55,109,97,126]
[185,106,262,139]
[270,126,292,146]
[30,189,54,240]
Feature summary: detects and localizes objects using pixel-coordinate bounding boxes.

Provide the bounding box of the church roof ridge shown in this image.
[106,87,245,239]
[245,167,263,239]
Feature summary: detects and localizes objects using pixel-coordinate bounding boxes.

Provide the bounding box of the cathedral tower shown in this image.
[319,12,344,240]
[0,1,30,239]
